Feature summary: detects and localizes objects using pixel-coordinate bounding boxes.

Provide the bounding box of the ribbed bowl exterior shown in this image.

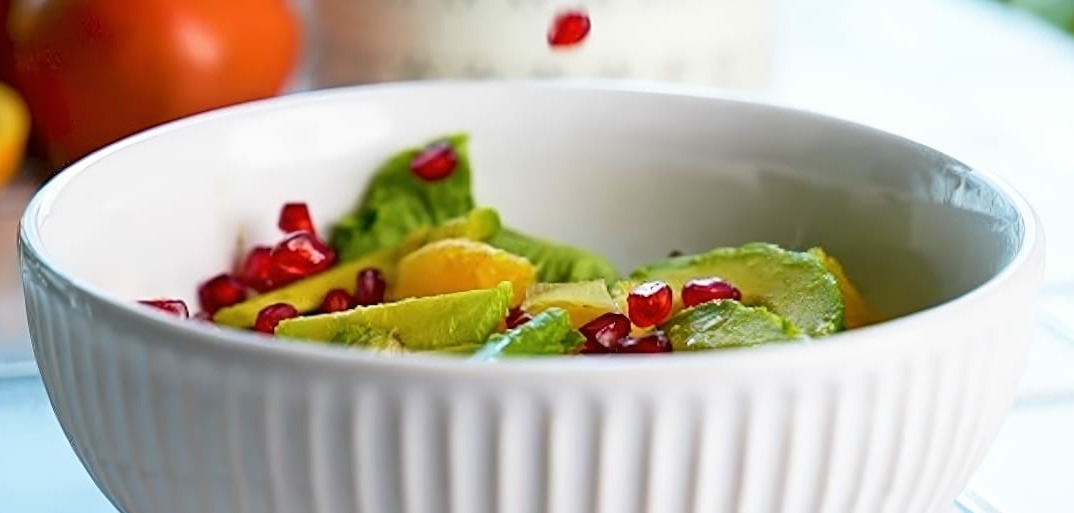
[21,239,1041,513]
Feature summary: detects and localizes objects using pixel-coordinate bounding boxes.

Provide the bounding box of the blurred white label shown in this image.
[307,0,772,89]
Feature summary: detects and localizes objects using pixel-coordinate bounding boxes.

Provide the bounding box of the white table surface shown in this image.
[4,0,1074,511]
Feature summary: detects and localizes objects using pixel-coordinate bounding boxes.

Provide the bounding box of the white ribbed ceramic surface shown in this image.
[19,81,1044,513]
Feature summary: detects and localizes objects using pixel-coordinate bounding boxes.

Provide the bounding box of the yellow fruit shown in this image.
[393,238,537,307]
[808,248,881,329]
[522,280,619,329]
[0,83,30,188]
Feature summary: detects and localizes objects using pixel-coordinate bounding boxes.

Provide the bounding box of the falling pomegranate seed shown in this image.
[506,307,533,329]
[253,303,301,333]
[627,281,673,328]
[579,312,632,352]
[197,274,247,314]
[410,140,458,181]
[616,331,673,354]
[681,277,742,308]
[238,245,274,292]
[138,299,190,318]
[278,202,316,236]
[269,232,337,286]
[354,267,387,306]
[547,9,591,48]
[319,288,354,313]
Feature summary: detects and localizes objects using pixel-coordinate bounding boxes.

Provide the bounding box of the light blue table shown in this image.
[5,0,1074,511]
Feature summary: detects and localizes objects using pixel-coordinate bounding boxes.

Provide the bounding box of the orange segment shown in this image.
[0,83,29,188]
[392,238,537,307]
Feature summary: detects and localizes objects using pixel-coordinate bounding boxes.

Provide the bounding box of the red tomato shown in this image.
[11,0,300,166]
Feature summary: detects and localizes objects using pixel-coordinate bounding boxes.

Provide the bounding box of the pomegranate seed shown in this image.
[506,307,533,329]
[269,232,337,286]
[138,299,189,318]
[319,288,354,313]
[278,202,316,236]
[410,140,458,181]
[198,274,247,314]
[354,267,387,306]
[238,246,274,292]
[579,312,631,348]
[616,331,673,354]
[626,281,673,328]
[548,9,591,48]
[193,311,212,322]
[681,277,742,308]
[579,338,610,354]
[253,303,300,333]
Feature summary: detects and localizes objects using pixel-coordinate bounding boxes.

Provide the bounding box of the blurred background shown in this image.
[3,0,1074,512]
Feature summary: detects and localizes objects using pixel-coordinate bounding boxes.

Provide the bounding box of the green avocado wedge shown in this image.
[661,300,801,351]
[212,247,398,329]
[488,228,619,284]
[471,307,583,360]
[212,207,501,329]
[632,242,844,337]
[275,282,512,351]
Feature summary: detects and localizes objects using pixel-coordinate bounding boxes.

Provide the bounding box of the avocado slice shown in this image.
[631,242,844,337]
[212,247,398,328]
[426,343,484,355]
[521,280,619,329]
[330,133,476,262]
[213,208,501,329]
[396,207,501,257]
[806,247,882,329]
[275,282,512,351]
[330,324,405,353]
[488,228,619,283]
[471,307,583,360]
[661,300,801,351]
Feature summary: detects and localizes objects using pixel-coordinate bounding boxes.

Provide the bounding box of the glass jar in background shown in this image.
[300,0,773,90]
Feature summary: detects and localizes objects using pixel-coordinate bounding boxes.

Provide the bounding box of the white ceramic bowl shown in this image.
[20,80,1044,513]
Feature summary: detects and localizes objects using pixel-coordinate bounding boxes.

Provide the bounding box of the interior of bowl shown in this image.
[26,81,1025,323]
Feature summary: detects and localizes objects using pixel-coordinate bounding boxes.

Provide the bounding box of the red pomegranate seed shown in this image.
[506,307,533,329]
[238,245,274,292]
[354,267,387,306]
[253,303,300,333]
[616,331,673,354]
[579,312,632,349]
[197,274,247,314]
[548,9,591,48]
[269,232,337,286]
[681,277,742,308]
[579,338,610,354]
[319,288,354,313]
[410,140,458,181]
[278,202,316,236]
[138,299,190,318]
[626,281,673,328]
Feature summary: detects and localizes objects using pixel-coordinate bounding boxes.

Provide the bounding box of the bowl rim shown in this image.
[18,78,1046,377]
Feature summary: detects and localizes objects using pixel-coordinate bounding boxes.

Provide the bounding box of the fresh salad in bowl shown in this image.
[138,134,879,358]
